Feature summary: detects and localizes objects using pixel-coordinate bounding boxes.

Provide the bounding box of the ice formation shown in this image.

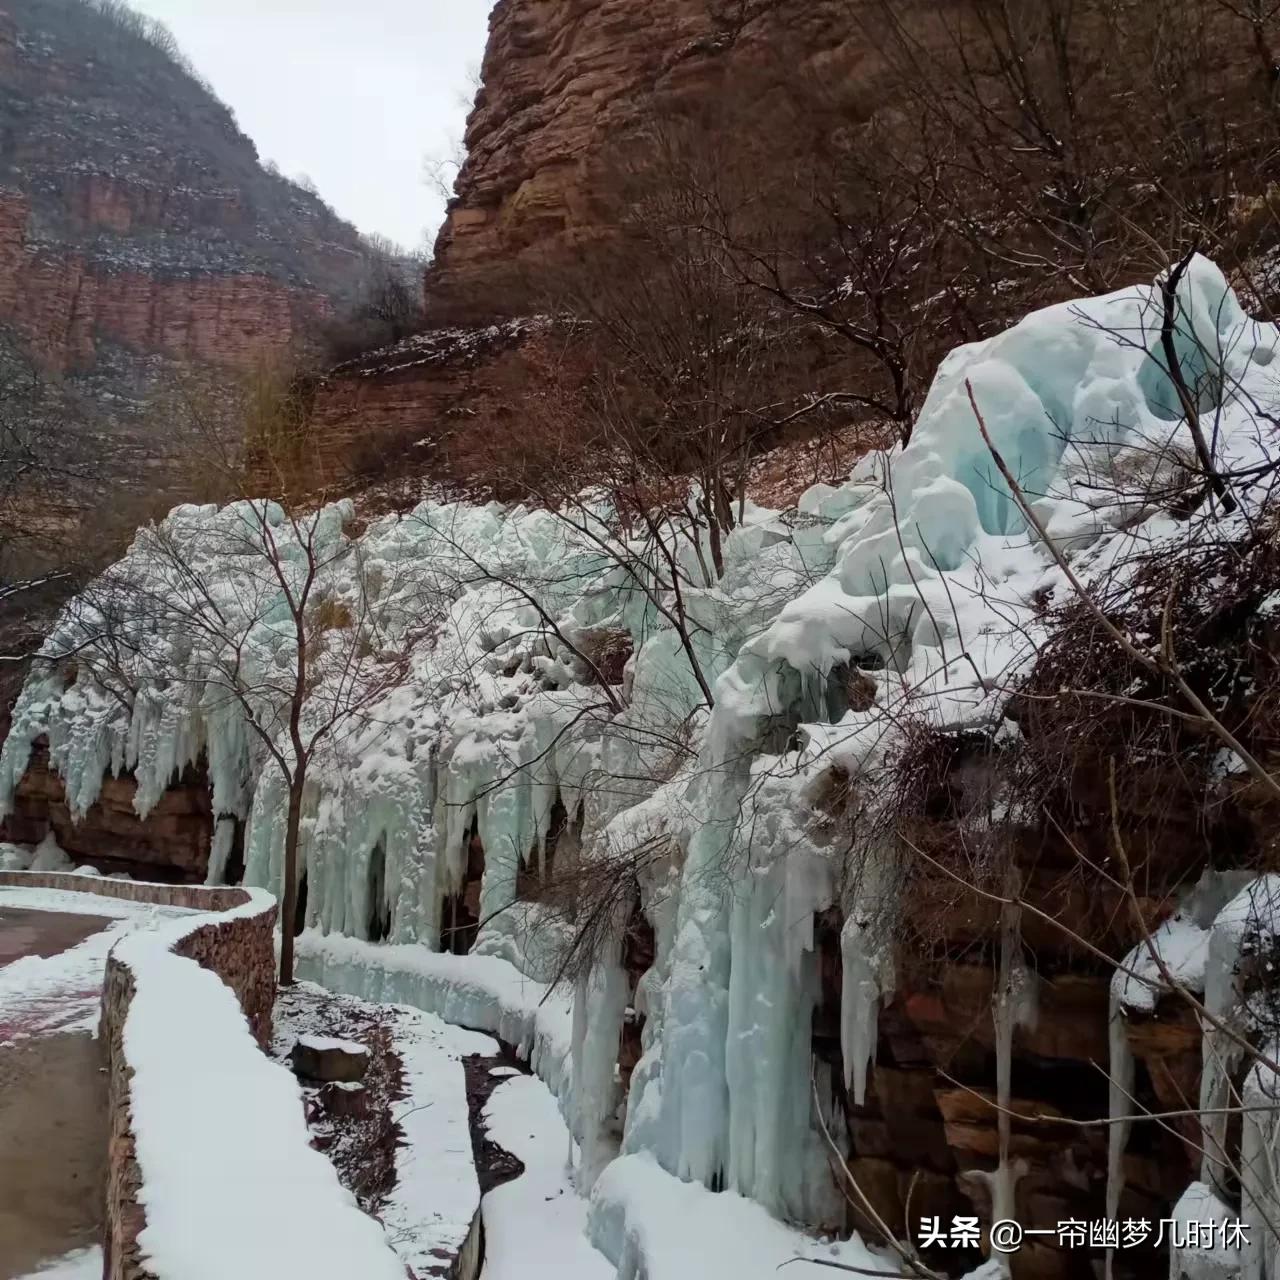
[7,256,1280,1255]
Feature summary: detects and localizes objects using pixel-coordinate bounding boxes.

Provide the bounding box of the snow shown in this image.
[294,928,574,1101]
[382,1006,495,1275]
[14,1247,103,1279]
[480,1072,613,1280]
[112,891,407,1280]
[295,1033,369,1056]
[0,883,185,920]
[1112,915,1212,1014]
[589,1152,892,1280]
[1168,1183,1241,1280]
[28,832,72,872]
[0,840,32,869]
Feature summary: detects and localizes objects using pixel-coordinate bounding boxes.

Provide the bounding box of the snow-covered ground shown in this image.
[480,1069,892,1280]
[295,928,573,1098]
[481,1072,613,1280]
[14,1247,102,1279]
[274,979,497,1277]
[387,1005,494,1273]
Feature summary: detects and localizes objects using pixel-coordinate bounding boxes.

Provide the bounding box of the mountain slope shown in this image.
[0,0,368,379]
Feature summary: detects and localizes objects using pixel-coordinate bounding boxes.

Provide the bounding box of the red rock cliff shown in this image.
[0,191,332,374]
[0,0,368,380]
[303,0,887,484]
[429,0,885,299]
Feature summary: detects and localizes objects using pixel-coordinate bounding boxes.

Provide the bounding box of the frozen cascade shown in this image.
[570,935,630,1189]
[1106,869,1257,1254]
[1241,1063,1280,1280]
[723,786,840,1224]
[992,889,1036,1242]
[1105,985,1134,1268]
[632,766,739,1193]
[1199,878,1280,1197]
[839,843,898,1107]
[4,258,1280,1251]
[1199,877,1280,1277]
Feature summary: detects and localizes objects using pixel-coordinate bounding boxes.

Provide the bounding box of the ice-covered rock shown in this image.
[4,255,1278,1245]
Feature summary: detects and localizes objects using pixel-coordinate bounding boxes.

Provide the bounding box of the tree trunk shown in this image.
[278,775,304,986]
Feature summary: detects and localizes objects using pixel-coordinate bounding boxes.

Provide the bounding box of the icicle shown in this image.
[206,816,236,885]
[1198,879,1277,1193]
[569,935,630,1189]
[1239,1063,1280,1280]
[991,870,1021,1247]
[839,845,897,1107]
[1105,987,1133,1280]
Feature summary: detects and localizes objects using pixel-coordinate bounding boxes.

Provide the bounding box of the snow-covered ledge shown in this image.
[96,882,407,1280]
[294,928,573,1100]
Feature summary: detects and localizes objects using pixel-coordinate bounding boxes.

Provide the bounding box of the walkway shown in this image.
[0,885,192,1280]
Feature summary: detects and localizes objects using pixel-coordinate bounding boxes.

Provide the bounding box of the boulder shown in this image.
[289,1035,370,1084]
[318,1080,370,1120]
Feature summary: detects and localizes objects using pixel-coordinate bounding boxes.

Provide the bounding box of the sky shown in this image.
[128,0,496,252]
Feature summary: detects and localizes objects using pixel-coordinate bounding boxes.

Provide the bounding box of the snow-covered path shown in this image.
[480,1072,613,1280]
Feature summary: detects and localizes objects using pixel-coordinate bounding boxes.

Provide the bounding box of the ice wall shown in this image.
[3,257,1277,1242]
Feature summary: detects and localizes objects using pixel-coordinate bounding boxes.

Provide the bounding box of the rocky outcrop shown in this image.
[0,191,332,374]
[302,0,904,495]
[262,318,587,495]
[429,0,875,300]
[0,739,223,882]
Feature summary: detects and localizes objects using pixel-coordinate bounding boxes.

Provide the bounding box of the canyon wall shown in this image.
[0,191,333,375]
[0,0,367,388]
[429,0,874,299]
[303,0,895,488]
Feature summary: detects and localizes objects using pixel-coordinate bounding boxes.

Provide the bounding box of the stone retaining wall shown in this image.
[0,869,247,911]
[0,870,275,1044]
[97,880,276,1280]
[0,871,277,1280]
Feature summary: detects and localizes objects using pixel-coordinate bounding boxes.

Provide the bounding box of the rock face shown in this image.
[0,740,223,882]
[258,318,585,495]
[0,190,334,375]
[0,0,366,383]
[429,0,867,300]
[302,0,891,489]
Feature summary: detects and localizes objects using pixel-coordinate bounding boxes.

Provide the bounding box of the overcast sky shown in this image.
[128,0,495,252]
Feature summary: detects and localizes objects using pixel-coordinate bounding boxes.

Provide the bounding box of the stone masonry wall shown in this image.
[4,873,283,1280]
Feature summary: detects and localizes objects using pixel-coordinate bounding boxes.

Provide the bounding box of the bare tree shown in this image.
[63,497,417,984]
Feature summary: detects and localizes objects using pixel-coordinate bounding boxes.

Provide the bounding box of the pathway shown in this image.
[0,885,191,1280]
